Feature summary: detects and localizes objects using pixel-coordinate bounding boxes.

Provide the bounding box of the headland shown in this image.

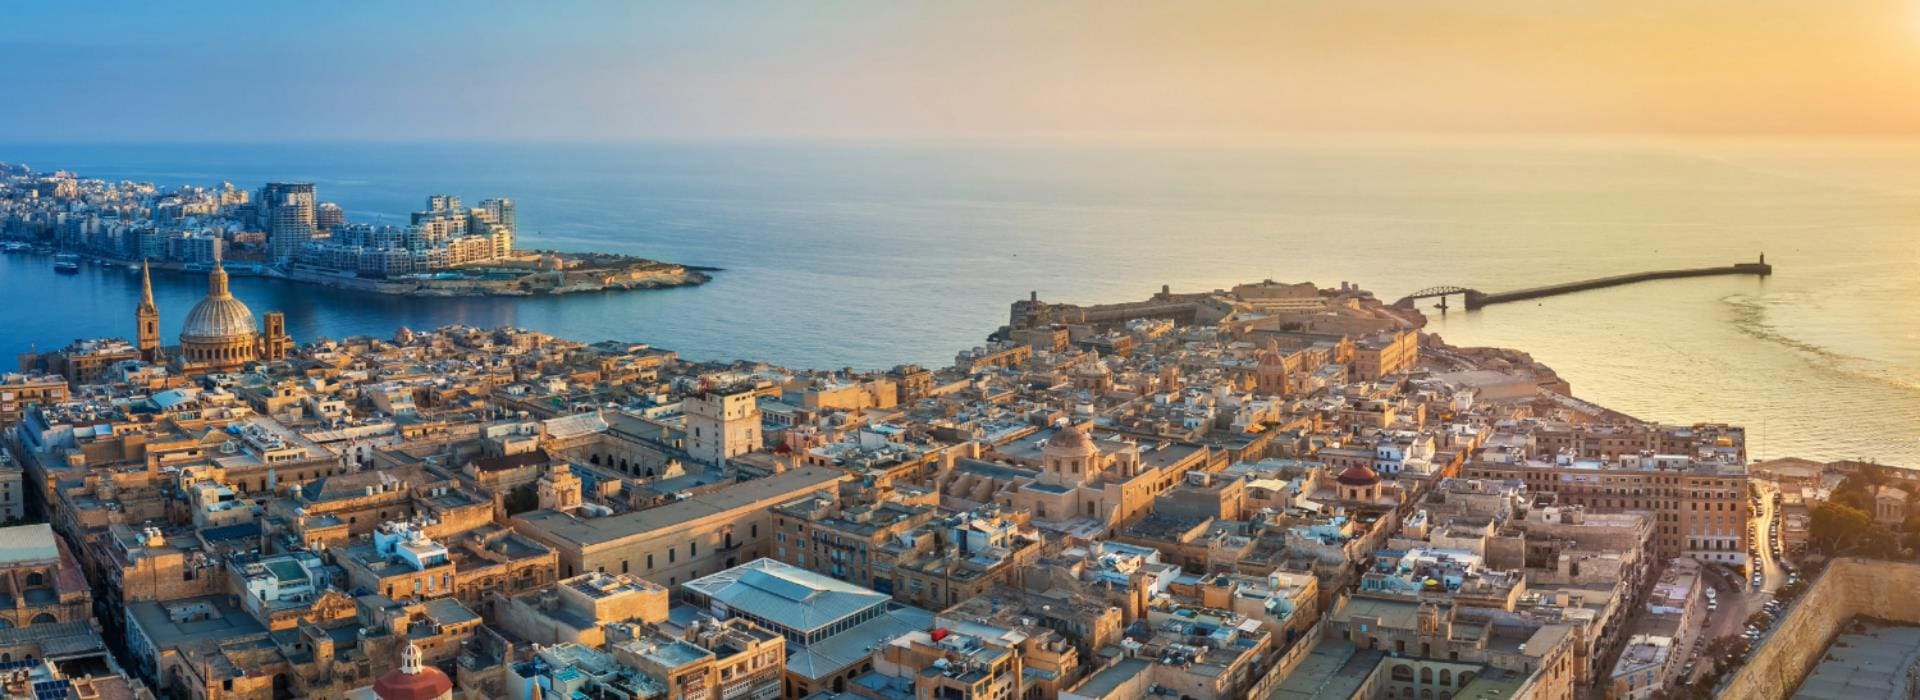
[0,160,711,298]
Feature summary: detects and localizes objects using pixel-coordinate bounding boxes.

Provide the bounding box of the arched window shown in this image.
[1391,665,1413,682]
[29,613,57,626]
[1439,670,1452,686]
[1420,668,1432,683]
[23,572,43,587]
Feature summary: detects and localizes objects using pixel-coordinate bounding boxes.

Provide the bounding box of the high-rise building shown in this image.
[260,182,316,261]
[315,202,346,233]
[478,198,515,233]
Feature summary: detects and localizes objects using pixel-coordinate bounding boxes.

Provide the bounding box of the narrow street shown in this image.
[1679,479,1788,684]
[1752,480,1785,595]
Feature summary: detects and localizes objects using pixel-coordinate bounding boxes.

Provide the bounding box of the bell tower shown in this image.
[136,260,162,363]
[263,311,289,361]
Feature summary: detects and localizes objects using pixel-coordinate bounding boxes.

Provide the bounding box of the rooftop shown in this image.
[514,467,845,547]
[683,558,891,635]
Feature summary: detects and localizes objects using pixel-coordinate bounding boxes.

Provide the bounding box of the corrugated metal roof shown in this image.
[685,559,890,634]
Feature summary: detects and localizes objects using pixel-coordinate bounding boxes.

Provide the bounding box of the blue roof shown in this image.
[201,521,262,541]
[150,389,196,409]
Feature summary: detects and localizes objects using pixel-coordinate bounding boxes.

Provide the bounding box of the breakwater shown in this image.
[1396,256,1773,310]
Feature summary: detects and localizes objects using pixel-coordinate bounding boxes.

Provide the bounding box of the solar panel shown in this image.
[32,679,70,700]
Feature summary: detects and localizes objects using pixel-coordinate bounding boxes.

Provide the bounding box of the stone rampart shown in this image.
[1722,558,1920,698]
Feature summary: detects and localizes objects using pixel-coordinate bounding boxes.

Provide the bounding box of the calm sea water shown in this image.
[0,139,1916,464]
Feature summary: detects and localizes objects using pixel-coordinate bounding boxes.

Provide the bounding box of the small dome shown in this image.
[180,295,258,343]
[374,643,453,700]
[1335,463,1381,486]
[1046,424,1098,455]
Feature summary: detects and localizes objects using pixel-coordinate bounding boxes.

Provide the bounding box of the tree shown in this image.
[503,485,540,515]
[1810,502,1874,554]
[1830,467,1888,512]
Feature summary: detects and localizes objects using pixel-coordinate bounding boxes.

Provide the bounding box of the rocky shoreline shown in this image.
[36,249,714,298]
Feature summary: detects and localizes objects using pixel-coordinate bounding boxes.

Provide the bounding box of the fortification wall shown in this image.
[1722,558,1920,698]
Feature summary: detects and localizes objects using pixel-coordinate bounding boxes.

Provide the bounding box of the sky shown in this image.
[6,1,1920,142]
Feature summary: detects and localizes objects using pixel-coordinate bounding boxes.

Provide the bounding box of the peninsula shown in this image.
[0,160,711,297]
[2,272,1838,700]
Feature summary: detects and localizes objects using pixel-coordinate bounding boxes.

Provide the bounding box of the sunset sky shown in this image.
[7,1,1920,141]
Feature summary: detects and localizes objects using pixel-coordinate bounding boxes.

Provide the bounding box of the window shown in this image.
[648,554,655,569]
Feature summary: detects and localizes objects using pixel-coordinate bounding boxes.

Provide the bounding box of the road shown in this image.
[1751,480,1785,594]
[1681,480,1788,684]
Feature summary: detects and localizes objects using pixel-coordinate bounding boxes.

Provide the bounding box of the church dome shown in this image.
[179,262,257,343]
[1046,424,1098,455]
[1336,463,1382,486]
[373,643,453,700]
[180,295,258,343]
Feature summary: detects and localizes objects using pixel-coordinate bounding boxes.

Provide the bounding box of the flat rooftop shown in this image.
[513,467,845,548]
[126,595,267,648]
[1268,639,1382,700]
[1795,623,1920,700]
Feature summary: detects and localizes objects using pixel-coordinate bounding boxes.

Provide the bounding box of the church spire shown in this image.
[136,259,161,362]
[139,259,157,310]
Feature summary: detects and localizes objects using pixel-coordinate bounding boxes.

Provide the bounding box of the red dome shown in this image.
[375,644,453,700]
[373,667,452,700]
[1335,463,1381,486]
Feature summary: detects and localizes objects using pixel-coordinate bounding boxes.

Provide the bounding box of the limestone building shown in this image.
[159,253,293,374]
[512,466,848,583]
[1464,453,1750,564]
[685,385,763,466]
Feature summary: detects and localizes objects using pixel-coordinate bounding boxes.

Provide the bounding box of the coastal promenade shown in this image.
[1398,256,1774,310]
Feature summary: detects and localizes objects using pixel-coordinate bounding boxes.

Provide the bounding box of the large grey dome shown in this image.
[179,262,258,343]
[180,294,257,342]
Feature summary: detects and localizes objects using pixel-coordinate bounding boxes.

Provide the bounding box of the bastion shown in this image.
[1722,557,1920,698]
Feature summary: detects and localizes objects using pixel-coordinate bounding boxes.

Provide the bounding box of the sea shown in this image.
[0,138,1916,465]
